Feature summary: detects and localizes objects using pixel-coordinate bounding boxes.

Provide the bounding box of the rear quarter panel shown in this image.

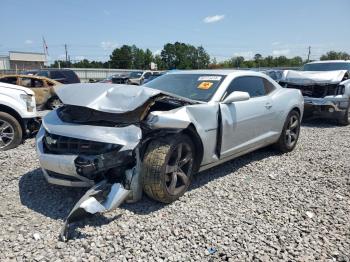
[271,88,304,132]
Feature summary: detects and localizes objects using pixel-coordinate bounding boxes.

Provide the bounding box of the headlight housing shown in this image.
[337,85,345,95]
[20,94,35,112]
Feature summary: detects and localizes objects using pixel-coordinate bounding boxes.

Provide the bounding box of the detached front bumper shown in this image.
[36,110,142,187]
[303,97,349,120]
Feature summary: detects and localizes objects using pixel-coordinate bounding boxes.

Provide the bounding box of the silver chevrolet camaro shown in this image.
[35,70,304,239]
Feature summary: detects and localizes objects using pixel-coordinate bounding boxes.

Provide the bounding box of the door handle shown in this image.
[265,103,272,109]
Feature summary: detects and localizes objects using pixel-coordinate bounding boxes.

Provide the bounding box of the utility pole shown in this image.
[64,44,68,64]
[307,46,311,62]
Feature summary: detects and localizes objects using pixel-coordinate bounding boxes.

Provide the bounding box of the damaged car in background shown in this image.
[280,60,350,125]
[0,74,62,110]
[35,70,304,240]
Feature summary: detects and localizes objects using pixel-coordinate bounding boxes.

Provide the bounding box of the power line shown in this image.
[64,44,68,63]
[307,46,311,62]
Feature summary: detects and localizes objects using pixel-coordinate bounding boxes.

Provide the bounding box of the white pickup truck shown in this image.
[0,82,38,150]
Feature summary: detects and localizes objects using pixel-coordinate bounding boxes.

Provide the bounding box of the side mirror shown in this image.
[222,91,250,104]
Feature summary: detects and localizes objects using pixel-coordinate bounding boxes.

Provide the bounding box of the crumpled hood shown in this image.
[281,70,348,85]
[56,83,162,113]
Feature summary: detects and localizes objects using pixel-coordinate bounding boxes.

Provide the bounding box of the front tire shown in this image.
[274,110,301,153]
[0,112,22,151]
[142,134,195,203]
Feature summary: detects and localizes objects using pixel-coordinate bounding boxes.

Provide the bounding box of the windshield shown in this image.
[303,62,350,71]
[37,71,49,78]
[129,71,143,78]
[144,73,226,102]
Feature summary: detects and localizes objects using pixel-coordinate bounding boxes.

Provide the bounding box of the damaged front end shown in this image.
[36,84,196,240]
[281,70,350,120]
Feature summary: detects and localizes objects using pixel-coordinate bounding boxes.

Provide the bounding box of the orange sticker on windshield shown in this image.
[198,82,213,90]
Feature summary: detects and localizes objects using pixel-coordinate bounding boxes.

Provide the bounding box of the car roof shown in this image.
[39,68,73,71]
[167,69,267,77]
[306,60,350,64]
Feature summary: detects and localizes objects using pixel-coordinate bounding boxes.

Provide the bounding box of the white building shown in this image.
[0,55,10,70]
[0,51,46,70]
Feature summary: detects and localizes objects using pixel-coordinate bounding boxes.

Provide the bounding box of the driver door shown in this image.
[219,76,275,158]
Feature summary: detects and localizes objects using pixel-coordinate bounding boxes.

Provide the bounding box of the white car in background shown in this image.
[280,60,350,125]
[35,70,304,240]
[127,71,161,85]
[0,82,38,150]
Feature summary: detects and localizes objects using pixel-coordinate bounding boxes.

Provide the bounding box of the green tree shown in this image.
[109,45,133,69]
[228,56,245,68]
[160,42,210,69]
[161,43,177,69]
[154,55,166,70]
[131,45,145,69]
[320,51,350,61]
[197,46,210,69]
[254,53,263,67]
[144,49,154,69]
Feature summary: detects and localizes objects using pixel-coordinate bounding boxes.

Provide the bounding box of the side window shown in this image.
[33,79,44,87]
[0,77,17,85]
[50,71,65,80]
[263,78,276,94]
[269,72,277,80]
[144,72,152,79]
[224,76,266,99]
[37,71,49,78]
[20,77,34,88]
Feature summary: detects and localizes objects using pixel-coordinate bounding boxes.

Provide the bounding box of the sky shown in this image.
[1,0,349,63]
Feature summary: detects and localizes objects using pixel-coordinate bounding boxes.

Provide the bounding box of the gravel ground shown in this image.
[0,120,349,261]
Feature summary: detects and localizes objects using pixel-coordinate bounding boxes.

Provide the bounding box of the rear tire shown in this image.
[142,134,195,203]
[0,112,22,151]
[274,110,301,153]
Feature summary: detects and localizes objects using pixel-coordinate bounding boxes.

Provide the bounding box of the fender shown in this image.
[0,93,29,118]
[340,79,350,97]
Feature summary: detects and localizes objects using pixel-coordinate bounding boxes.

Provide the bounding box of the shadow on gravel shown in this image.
[19,168,86,220]
[19,170,124,240]
[124,146,280,215]
[190,147,278,192]
[18,146,280,238]
[301,118,339,128]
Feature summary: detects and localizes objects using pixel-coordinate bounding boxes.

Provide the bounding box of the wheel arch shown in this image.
[291,106,301,117]
[0,104,24,136]
[140,124,204,173]
[182,124,204,173]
